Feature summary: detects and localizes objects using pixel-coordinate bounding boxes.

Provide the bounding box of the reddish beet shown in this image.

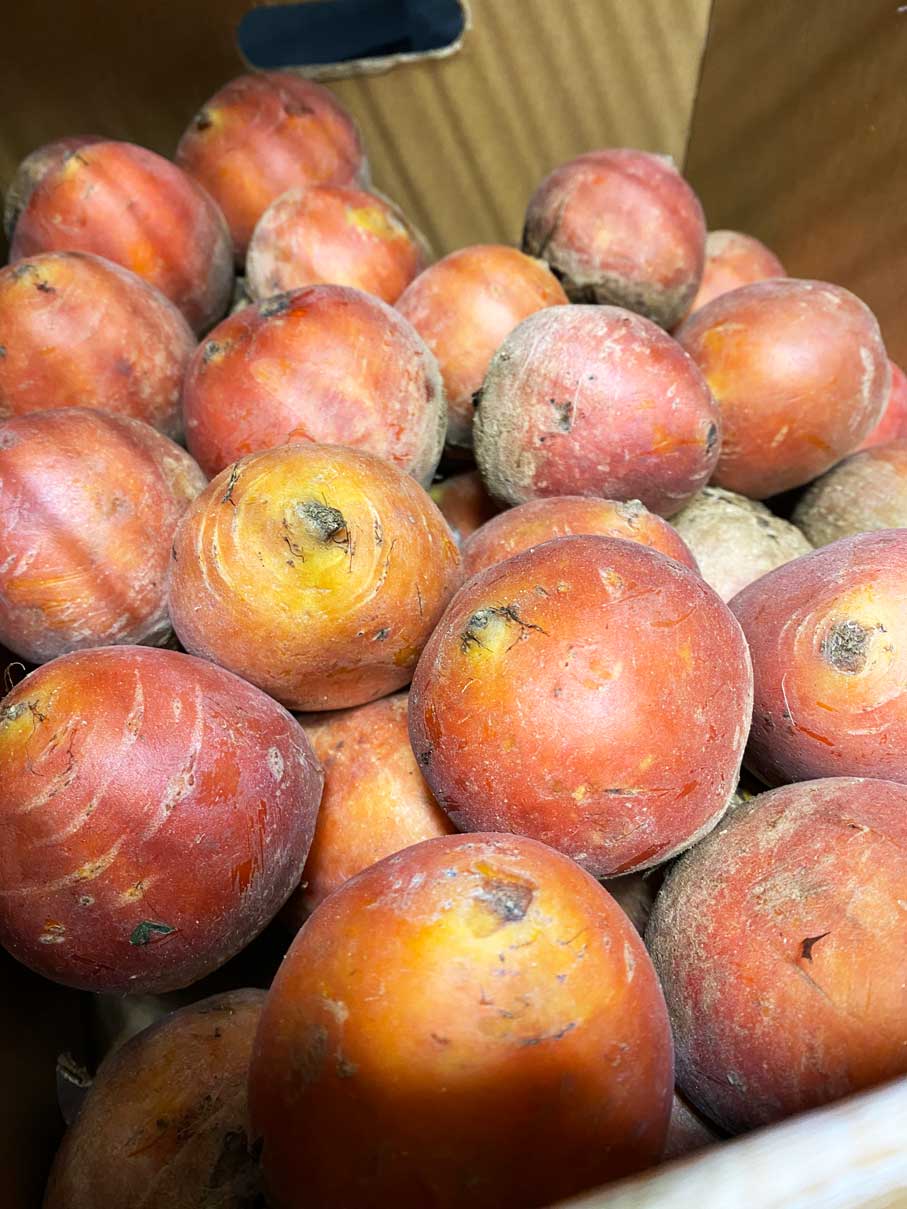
[409,535,753,876]
[676,279,890,497]
[284,693,454,925]
[0,408,205,664]
[686,230,785,316]
[0,252,194,438]
[474,306,720,517]
[462,496,698,578]
[649,778,907,1133]
[182,286,445,483]
[10,141,233,333]
[731,528,907,785]
[0,646,323,994]
[397,245,568,451]
[247,184,428,304]
[176,72,368,261]
[855,360,907,451]
[522,149,706,329]
[428,472,501,546]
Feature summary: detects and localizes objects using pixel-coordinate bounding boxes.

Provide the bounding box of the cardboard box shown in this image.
[2,2,906,1205]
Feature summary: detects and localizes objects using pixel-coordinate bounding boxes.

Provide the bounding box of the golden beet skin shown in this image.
[247,184,428,304]
[474,306,720,517]
[397,245,567,451]
[176,72,368,260]
[685,229,785,317]
[0,408,206,664]
[462,496,698,579]
[0,647,323,994]
[44,989,266,1209]
[182,285,446,483]
[731,528,907,785]
[676,279,890,497]
[10,141,233,334]
[249,834,673,1209]
[793,439,907,547]
[0,252,195,438]
[648,778,907,1134]
[168,444,462,711]
[409,535,753,876]
[284,692,454,925]
[522,149,706,329]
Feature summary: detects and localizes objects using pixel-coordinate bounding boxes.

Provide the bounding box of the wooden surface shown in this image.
[0,0,712,256]
[561,1077,907,1209]
[686,0,907,366]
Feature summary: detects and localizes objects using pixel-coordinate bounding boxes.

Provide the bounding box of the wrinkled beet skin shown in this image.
[648,778,907,1134]
[249,833,673,1209]
[429,472,500,546]
[3,136,103,240]
[522,149,706,330]
[0,408,206,664]
[0,252,194,439]
[730,528,907,785]
[176,72,369,261]
[247,184,427,304]
[0,647,323,994]
[474,305,721,517]
[676,279,890,498]
[43,989,266,1209]
[10,141,233,334]
[397,245,567,450]
[182,285,446,485]
[284,693,454,924]
[168,444,462,712]
[856,360,907,451]
[409,535,753,876]
[462,496,698,579]
[684,229,785,317]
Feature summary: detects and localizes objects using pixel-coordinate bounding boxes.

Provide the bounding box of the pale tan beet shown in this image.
[793,440,907,546]
[676,279,890,497]
[3,137,104,240]
[229,276,251,315]
[283,692,455,924]
[522,149,705,329]
[685,230,785,316]
[671,486,812,601]
[43,989,266,1208]
[474,306,720,517]
[463,496,698,578]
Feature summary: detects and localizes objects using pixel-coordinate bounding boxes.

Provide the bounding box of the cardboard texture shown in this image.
[0,0,712,255]
[686,0,907,365]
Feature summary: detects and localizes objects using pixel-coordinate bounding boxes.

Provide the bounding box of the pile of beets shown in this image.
[1,69,906,1209]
